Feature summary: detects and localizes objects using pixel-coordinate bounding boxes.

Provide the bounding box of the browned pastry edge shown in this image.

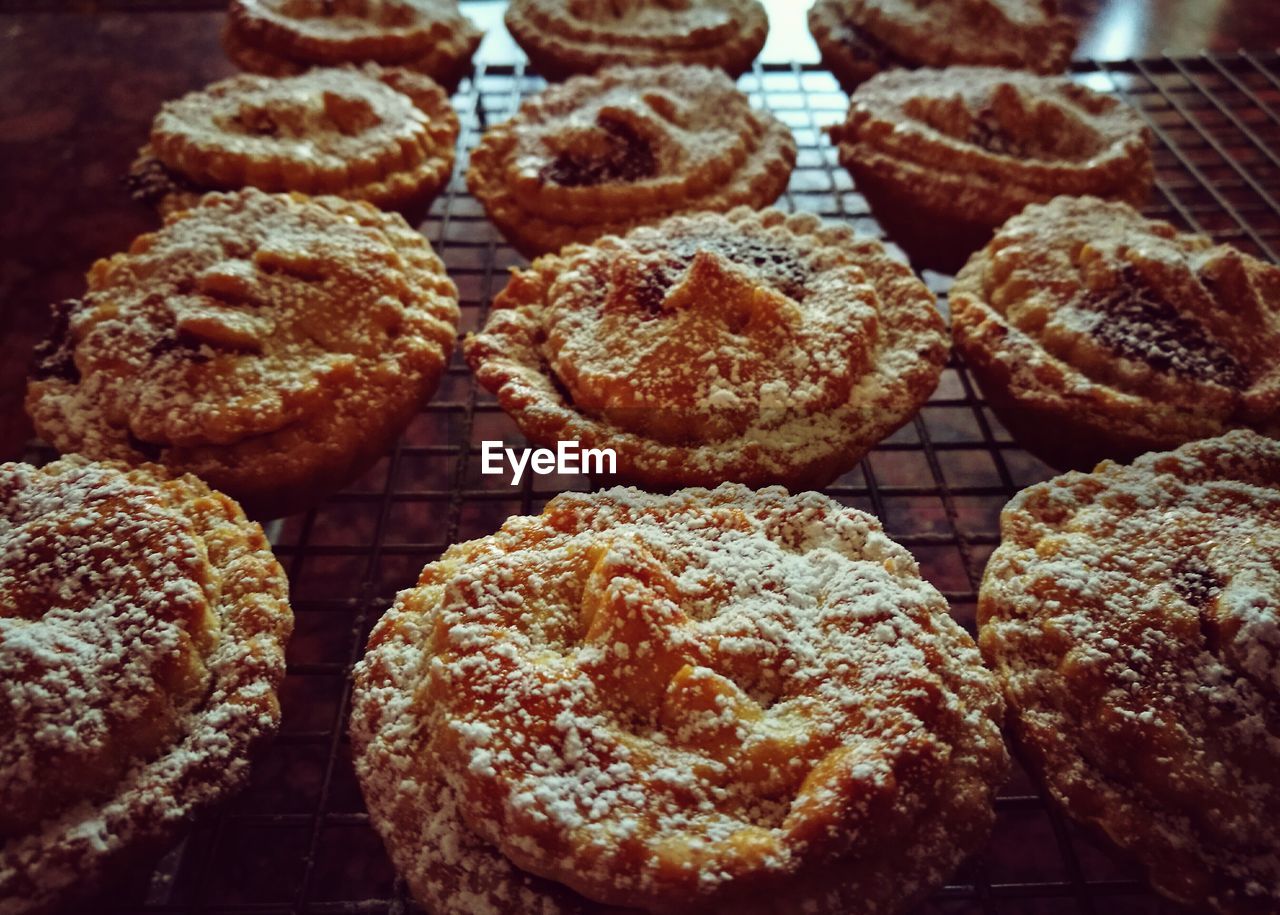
[221,14,481,92]
[503,0,768,80]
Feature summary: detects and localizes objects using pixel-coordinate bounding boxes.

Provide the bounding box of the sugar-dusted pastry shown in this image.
[504,0,768,80]
[352,483,1008,915]
[828,66,1152,272]
[224,0,481,88]
[464,207,948,489]
[0,457,291,915]
[951,196,1280,470]
[26,189,459,518]
[809,0,1076,92]
[979,430,1280,915]
[466,64,795,257]
[128,65,460,217]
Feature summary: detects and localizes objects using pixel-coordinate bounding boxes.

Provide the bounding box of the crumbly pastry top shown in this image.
[952,195,1280,447]
[812,0,1076,73]
[465,65,796,256]
[131,65,459,212]
[979,430,1280,915]
[225,0,481,81]
[504,0,768,78]
[464,208,948,489]
[0,457,290,914]
[352,485,1007,914]
[829,66,1152,218]
[25,189,458,515]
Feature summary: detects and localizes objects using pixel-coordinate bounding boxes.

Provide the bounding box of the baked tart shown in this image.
[466,64,796,257]
[951,195,1280,470]
[808,0,1077,92]
[464,207,948,490]
[224,0,481,88]
[979,430,1280,915]
[828,66,1152,272]
[128,65,460,217]
[0,456,291,915]
[25,188,459,519]
[352,483,1008,915]
[504,0,768,80]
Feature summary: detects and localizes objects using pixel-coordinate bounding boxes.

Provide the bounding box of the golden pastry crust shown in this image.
[352,484,1008,915]
[463,207,948,490]
[0,457,291,915]
[808,0,1077,92]
[504,0,768,80]
[978,430,1280,915]
[25,189,459,519]
[828,66,1152,272]
[951,196,1280,470]
[128,65,460,217]
[466,64,796,257]
[224,0,481,88]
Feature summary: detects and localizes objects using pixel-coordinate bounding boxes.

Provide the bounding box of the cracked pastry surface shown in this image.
[465,64,796,257]
[224,0,481,87]
[351,484,1008,915]
[979,430,1280,915]
[463,207,948,490]
[128,65,460,216]
[25,188,459,519]
[828,66,1152,272]
[951,196,1280,470]
[808,0,1076,92]
[0,457,291,915]
[504,0,768,80]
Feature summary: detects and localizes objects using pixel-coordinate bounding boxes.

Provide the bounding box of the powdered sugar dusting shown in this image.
[352,484,1006,913]
[980,430,1280,914]
[465,207,948,490]
[0,458,291,914]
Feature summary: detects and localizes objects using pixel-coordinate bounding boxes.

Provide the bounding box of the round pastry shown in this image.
[504,0,768,80]
[0,456,291,915]
[351,483,1009,915]
[808,0,1077,92]
[465,64,796,257]
[463,207,948,490]
[25,188,459,519]
[223,0,481,88]
[951,196,1280,470]
[828,66,1152,273]
[127,65,460,217]
[978,430,1280,915]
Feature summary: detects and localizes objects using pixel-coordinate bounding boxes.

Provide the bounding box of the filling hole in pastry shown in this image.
[1083,268,1244,387]
[539,113,659,187]
[903,87,1104,162]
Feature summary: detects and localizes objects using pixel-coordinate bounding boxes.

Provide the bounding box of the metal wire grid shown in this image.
[56,52,1279,914]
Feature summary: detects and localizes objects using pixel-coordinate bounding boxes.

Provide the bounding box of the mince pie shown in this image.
[224,0,481,88]
[951,196,1280,470]
[0,457,291,914]
[463,207,948,490]
[809,0,1077,92]
[505,0,768,80]
[26,189,459,519]
[466,64,796,257]
[352,484,1008,915]
[128,65,460,217]
[828,66,1152,272]
[979,430,1280,915]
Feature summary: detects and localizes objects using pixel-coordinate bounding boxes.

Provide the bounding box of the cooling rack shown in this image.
[19,50,1280,915]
